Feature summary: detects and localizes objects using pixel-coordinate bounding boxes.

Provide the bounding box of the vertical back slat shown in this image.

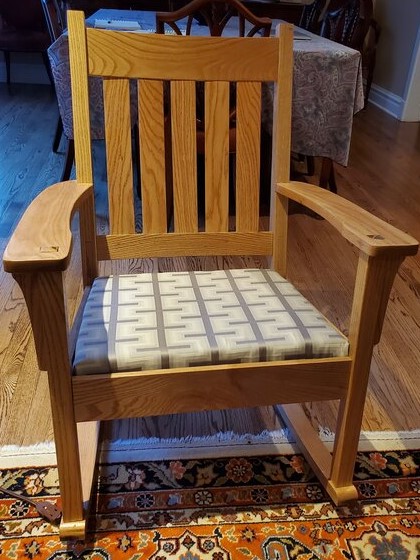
[171,80,198,233]
[103,78,135,234]
[205,81,230,232]
[235,81,261,232]
[138,79,167,234]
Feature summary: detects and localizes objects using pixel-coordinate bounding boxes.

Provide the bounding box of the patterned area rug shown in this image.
[1,450,419,559]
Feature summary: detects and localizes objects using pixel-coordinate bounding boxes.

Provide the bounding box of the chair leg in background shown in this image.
[319,157,337,193]
[60,138,75,181]
[53,116,63,153]
[42,51,54,87]
[4,51,11,85]
[306,155,315,176]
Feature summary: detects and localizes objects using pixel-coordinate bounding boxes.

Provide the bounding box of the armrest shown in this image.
[277,181,418,258]
[3,181,93,273]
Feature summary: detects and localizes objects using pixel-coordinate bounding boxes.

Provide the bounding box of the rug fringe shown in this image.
[1,429,420,468]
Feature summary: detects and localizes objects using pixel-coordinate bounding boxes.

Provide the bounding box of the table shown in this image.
[64,0,311,21]
[48,9,364,168]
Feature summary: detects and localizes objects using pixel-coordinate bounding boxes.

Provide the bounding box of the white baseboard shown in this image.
[368,83,405,120]
[0,54,50,85]
[2,430,420,467]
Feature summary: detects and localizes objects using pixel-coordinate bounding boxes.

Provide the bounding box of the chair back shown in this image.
[0,0,47,32]
[299,0,327,34]
[156,0,272,153]
[67,11,292,270]
[156,0,272,37]
[40,0,66,42]
[320,0,373,51]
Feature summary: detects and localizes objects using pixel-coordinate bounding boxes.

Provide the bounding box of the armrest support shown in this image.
[277,181,418,258]
[3,181,93,273]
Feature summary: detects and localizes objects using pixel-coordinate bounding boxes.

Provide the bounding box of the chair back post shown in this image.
[68,10,93,185]
[67,10,98,284]
[270,23,294,276]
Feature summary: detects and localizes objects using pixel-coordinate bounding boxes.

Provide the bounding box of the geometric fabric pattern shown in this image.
[73,269,349,375]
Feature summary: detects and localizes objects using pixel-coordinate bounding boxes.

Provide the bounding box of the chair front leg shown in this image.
[14,271,86,538]
[328,253,403,500]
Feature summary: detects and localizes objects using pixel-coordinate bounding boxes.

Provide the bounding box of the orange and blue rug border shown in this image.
[1,450,419,558]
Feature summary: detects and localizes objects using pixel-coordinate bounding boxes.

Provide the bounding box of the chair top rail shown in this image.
[85,27,283,81]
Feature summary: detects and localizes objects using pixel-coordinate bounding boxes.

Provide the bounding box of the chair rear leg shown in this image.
[4,51,11,85]
[42,51,54,88]
[53,116,63,153]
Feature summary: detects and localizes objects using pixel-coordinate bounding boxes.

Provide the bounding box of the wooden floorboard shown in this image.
[0,83,419,447]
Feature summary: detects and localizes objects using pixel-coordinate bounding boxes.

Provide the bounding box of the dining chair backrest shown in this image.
[70,11,289,243]
[156,0,272,38]
[40,0,66,43]
[320,0,373,51]
[299,0,327,34]
[156,0,272,158]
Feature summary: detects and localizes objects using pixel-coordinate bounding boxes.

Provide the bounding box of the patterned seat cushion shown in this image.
[73,269,349,375]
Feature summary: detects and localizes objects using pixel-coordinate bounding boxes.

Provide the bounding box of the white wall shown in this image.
[370,0,420,121]
[402,26,420,122]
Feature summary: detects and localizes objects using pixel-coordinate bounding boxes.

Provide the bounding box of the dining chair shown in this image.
[156,0,272,37]
[156,0,272,209]
[320,0,373,51]
[298,0,327,34]
[0,0,52,85]
[362,16,380,107]
[41,0,66,43]
[3,10,418,540]
[40,0,71,171]
[319,0,379,107]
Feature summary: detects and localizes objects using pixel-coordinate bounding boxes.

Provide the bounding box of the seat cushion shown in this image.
[73,269,349,375]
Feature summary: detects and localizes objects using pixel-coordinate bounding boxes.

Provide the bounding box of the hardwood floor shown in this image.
[0,83,419,447]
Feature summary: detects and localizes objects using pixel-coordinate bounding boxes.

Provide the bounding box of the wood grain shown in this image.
[72,358,351,422]
[103,78,135,234]
[278,181,418,257]
[205,81,230,232]
[0,86,419,448]
[87,30,280,81]
[3,181,92,272]
[171,80,198,233]
[236,81,261,232]
[95,231,273,260]
[270,23,293,274]
[138,80,168,234]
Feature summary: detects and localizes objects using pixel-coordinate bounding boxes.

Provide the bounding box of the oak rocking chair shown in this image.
[3,11,418,539]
